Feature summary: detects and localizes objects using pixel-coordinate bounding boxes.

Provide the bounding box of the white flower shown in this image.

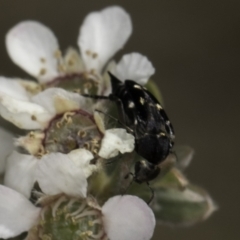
[5,128,134,198]
[1,86,134,198]
[5,6,133,84]
[4,150,88,198]
[102,195,156,240]
[112,52,155,85]
[0,185,155,240]
[3,6,154,96]
[99,128,135,158]
[0,86,90,130]
[0,185,40,239]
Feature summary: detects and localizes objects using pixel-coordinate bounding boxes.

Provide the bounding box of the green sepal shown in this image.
[153,168,188,189]
[152,183,217,226]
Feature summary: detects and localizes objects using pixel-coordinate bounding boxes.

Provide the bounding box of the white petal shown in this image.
[32,88,91,114]
[0,93,53,129]
[0,128,14,174]
[102,195,155,240]
[114,53,155,85]
[68,149,96,178]
[0,185,40,239]
[0,77,29,100]
[6,21,60,83]
[37,153,87,197]
[63,47,85,73]
[15,132,45,156]
[98,128,135,159]
[4,151,38,198]
[100,60,116,96]
[78,6,132,73]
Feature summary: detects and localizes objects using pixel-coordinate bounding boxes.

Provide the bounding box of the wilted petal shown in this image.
[0,185,40,239]
[4,151,38,198]
[102,195,155,240]
[114,53,155,85]
[0,93,53,129]
[6,21,60,83]
[0,128,14,174]
[32,88,91,114]
[36,153,87,197]
[98,128,135,159]
[0,77,29,100]
[68,149,96,178]
[78,6,132,73]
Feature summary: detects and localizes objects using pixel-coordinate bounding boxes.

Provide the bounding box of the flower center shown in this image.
[43,73,99,95]
[43,110,102,155]
[32,196,106,240]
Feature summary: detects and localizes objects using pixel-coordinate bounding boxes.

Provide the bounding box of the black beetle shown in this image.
[83,72,175,187]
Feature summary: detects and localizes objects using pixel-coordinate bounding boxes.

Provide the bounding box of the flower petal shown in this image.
[114,53,155,85]
[0,185,40,239]
[15,132,45,156]
[6,21,60,83]
[0,128,14,174]
[4,151,38,198]
[78,6,132,73]
[68,149,96,178]
[0,77,30,100]
[100,60,116,96]
[98,128,135,159]
[32,88,91,114]
[0,93,53,129]
[102,195,155,240]
[63,47,85,74]
[36,153,87,197]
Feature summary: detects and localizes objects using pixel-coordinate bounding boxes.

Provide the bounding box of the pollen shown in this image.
[40,57,46,63]
[67,59,74,66]
[84,82,93,89]
[92,52,98,59]
[86,50,91,56]
[39,68,47,76]
[78,130,87,138]
[31,115,37,121]
[54,49,62,59]
[57,64,65,73]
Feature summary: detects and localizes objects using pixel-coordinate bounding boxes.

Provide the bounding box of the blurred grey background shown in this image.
[0,0,239,239]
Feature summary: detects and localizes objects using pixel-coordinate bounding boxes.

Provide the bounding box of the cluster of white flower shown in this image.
[0,6,157,240]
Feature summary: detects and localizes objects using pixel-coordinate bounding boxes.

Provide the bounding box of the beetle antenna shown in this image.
[121,172,135,195]
[146,182,155,205]
[81,94,110,100]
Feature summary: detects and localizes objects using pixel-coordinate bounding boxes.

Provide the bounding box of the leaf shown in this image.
[152,184,217,226]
